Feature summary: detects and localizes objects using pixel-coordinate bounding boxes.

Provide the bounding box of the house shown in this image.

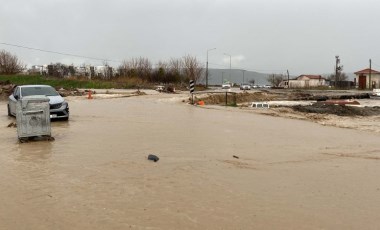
[28,65,48,75]
[279,75,326,88]
[94,65,114,79]
[354,68,380,89]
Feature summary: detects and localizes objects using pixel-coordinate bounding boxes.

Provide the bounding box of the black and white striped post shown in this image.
[189,80,195,104]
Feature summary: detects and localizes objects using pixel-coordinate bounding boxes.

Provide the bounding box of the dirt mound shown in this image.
[57,88,85,97]
[198,92,277,105]
[292,104,380,116]
[0,81,16,99]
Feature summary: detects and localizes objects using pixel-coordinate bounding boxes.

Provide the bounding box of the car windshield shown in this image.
[21,86,59,97]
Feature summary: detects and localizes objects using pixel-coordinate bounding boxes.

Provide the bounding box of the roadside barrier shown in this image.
[192,91,237,106]
[87,90,93,99]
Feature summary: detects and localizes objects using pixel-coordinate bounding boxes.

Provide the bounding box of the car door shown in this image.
[9,86,20,115]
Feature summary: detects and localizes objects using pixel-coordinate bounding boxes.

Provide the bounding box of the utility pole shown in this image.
[224,53,232,82]
[242,70,246,83]
[335,56,339,88]
[222,72,225,85]
[206,48,216,88]
[369,59,372,89]
[335,56,342,88]
[287,69,290,89]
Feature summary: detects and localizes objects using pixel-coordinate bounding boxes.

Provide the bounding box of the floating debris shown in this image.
[19,136,55,143]
[147,154,159,162]
[7,122,17,128]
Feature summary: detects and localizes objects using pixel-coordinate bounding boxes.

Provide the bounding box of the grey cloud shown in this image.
[1,0,380,74]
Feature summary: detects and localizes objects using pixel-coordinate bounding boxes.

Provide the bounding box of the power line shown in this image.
[0,41,289,73]
[208,62,287,73]
[371,61,380,68]
[0,42,121,63]
[208,62,229,68]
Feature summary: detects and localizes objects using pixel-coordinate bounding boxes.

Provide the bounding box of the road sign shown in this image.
[189,80,195,93]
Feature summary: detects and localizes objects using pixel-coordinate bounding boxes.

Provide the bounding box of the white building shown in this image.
[279,75,326,88]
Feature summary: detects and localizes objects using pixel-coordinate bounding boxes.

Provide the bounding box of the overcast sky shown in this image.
[1,0,379,75]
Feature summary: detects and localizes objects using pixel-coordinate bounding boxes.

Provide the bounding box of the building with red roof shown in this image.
[354,68,380,89]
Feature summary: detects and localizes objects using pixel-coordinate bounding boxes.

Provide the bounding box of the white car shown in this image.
[8,85,69,120]
[155,85,164,92]
[222,83,231,89]
[240,84,251,90]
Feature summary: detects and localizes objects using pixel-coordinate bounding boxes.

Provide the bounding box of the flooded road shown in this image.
[1,95,380,229]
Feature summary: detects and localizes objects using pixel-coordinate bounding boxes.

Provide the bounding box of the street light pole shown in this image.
[206,48,216,88]
[242,70,246,83]
[224,53,232,82]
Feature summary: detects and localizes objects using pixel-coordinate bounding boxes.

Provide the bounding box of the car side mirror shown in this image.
[14,95,19,100]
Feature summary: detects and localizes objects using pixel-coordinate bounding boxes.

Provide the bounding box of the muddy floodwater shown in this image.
[1,94,380,229]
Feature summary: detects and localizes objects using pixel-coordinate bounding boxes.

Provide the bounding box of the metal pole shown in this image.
[206,54,208,88]
[229,56,231,81]
[369,59,372,89]
[224,53,232,82]
[287,69,290,89]
[335,56,339,88]
[206,48,216,88]
[242,70,246,83]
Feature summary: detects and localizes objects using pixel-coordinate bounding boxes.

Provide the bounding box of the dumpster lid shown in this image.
[20,96,50,109]
[20,95,50,102]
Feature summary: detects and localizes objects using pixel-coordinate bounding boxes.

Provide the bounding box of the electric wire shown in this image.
[1,41,287,73]
[0,42,121,63]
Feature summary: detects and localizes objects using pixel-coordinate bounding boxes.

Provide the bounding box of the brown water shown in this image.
[1,95,380,229]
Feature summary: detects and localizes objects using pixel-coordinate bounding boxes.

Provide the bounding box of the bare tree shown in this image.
[119,57,152,80]
[118,60,129,77]
[156,61,170,74]
[182,55,204,84]
[267,74,285,87]
[169,58,182,73]
[153,61,169,82]
[327,72,348,82]
[0,50,25,74]
[169,58,183,80]
[118,58,138,78]
[138,57,152,80]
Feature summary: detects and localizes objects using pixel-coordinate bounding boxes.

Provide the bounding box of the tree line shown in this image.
[117,55,204,83]
[0,49,205,84]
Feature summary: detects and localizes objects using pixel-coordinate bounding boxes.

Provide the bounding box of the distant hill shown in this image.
[201,69,270,86]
